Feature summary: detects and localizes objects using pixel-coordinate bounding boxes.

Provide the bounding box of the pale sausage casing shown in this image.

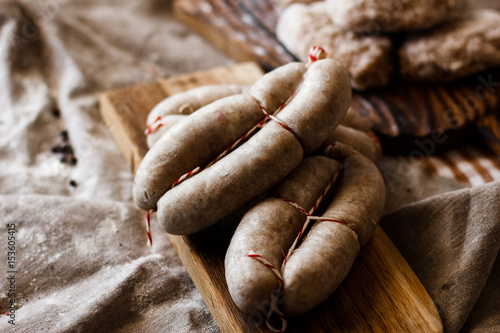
[133,94,264,210]
[157,121,304,235]
[156,59,351,233]
[323,124,382,162]
[146,84,248,125]
[276,58,351,153]
[146,114,187,148]
[225,156,340,313]
[249,62,307,113]
[282,154,385,315]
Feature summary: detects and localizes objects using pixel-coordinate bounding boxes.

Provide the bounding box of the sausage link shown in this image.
[322,124,382,162]
[146,114,187,148]
[133,94,264,210]
[157,121,304,235]
[225,156,340,313]
[146,84,248,125]
[277,58,352,153]
[154,58,351,230]
[249,62,307,113]
[282,154,385,315]
[341,107,372,133]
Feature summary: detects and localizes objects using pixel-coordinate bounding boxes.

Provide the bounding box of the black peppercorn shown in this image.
[60,130,69,141]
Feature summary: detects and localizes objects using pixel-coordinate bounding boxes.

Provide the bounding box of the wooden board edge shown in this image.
[99,92,141,173]
[159,61,264,95]
[167,234,255,333]
[375,227,443,333]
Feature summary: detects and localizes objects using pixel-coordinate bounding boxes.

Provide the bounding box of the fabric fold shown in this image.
[381,181,500,333]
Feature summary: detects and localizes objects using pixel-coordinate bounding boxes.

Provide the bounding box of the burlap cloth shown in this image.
[0,1,498,332]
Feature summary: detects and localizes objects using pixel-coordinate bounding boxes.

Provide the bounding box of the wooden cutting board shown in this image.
[173,0,500,139]
[99,62,443,333]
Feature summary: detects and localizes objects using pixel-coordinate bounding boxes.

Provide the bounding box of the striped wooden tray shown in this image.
[424,143,500,186]
[173,0,500,140]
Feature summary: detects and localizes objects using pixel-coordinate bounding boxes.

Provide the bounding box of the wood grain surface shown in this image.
[99,62,443,333]
[173,0,500,139]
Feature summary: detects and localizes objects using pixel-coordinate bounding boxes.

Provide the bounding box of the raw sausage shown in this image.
[225,156,341,313]
[281,154,385,315]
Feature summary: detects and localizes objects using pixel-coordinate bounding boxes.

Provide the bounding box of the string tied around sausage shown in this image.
[143,46,329,251]
[247,251,288,333]
[157,46,328,190]
[281,160,361,262]
[146,209,156,246]
[143,103,299,245]
[307,46,326,66]
[168,102,299,190]
[145,115,163,135]
[281,163,343,268]
[245,162,342,332]
[145,45,325,138]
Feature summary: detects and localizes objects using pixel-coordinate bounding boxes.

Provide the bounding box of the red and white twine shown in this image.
[247,251,287,333]
[164,109,292,190]
[324,142,339,157]
[143,101,297,245]
[248,161,344,333]
[171,166,201,188]
[248,251,284,286]
[307,46,326,65]
[168,95,300,190]
[205,116,268,169]
[145,116,163,135]
[146,209,156,246]
[281,163,343,268]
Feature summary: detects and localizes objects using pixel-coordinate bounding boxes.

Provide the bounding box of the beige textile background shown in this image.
[0,1,498,332]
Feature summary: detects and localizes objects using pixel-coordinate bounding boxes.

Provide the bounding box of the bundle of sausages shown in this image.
[134,48,352,235]
[134,48,385,330]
